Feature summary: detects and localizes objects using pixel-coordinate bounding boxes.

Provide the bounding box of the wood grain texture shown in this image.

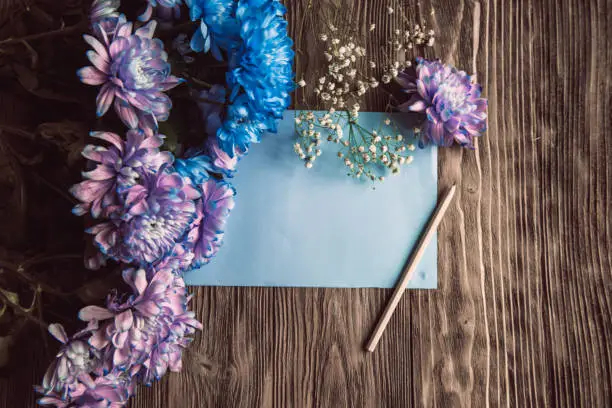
[2,0,612,406]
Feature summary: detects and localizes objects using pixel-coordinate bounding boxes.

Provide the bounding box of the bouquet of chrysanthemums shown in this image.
[35,0,294,406]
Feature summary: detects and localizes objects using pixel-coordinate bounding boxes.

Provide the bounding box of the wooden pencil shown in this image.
[365,184,457,352]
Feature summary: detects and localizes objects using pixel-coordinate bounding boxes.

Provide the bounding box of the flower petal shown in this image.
[77,66,107,86]
[79,305,114,321]
[135,20,157,38]
[115,309,133,331]
[48,324,69,344]
[96,83,115,117]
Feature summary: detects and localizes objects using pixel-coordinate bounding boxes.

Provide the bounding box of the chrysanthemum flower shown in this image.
[396,57,487,148]
[185,178,235,268]
[87,166,200,264]
[37,371,135,407]
[77,19,183,135]
[40,324,102,397]
[216,93,266,156]
[79,268,202,385]
[70,130,172,219]
[229,0,294,132]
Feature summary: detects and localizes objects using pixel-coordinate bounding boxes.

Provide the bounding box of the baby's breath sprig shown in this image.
[294,1,436,183]
[294,109,419,181]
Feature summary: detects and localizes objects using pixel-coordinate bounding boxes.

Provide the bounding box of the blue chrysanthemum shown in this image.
[228,0,294,131]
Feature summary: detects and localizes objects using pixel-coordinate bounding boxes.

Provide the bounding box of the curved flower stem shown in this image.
[0,21,86,47]
[181,73,213,89]
[29,171,77,204]
[190,96,225,107]
[0,124,36,140]
[20,254,82,270]
[0,259,74,297]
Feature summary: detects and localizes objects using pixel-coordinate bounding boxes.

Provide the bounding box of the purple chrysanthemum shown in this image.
[79,268,202,385]
[37,371,135,408]
[77,19,183,135]
[40,324,102,397]
[87,167,200,264]
[185,178,235,268]
[70,130,172,219]
[396,57,487,148]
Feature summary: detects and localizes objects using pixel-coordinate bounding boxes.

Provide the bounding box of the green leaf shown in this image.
[0,288,19,305]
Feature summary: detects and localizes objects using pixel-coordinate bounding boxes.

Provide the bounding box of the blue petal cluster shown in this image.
[186,0,240,58]
[186,0,294,158]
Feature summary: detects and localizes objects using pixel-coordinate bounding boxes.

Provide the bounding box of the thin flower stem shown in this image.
[0,124,36,140]
[0,22,86,46]
[29,171,77,204]
[182,73,213,88]
[20,254,82,270]
[191,96,225,106]
[0,258,74,297]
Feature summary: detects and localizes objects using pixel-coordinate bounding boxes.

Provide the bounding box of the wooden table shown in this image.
[132,1,610,406]
[3,0,612,406]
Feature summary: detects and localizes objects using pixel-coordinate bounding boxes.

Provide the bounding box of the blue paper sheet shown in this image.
[185,111,438,288]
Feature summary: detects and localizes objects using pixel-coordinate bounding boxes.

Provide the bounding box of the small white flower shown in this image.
[305,161,313,169]
[406,156,414,164]
[396,134,403,141]
[324,52,332,61]
[384,118,391,125]
[369,145,377,153]
[382,74,391,84]
[319,33,328,41]
[369,61,376,68]
[297,79,306,87]
[331,38,340,45]
[321,92,331,100]
[387,6,394,14]
[316,149,322,156]
[390,68,398,77]
[408,144,416,151]
[369,23,376,31]
[382,145,388,152]
[373,136,381,143]
[358,146,365,152]
[295,118,302,124]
